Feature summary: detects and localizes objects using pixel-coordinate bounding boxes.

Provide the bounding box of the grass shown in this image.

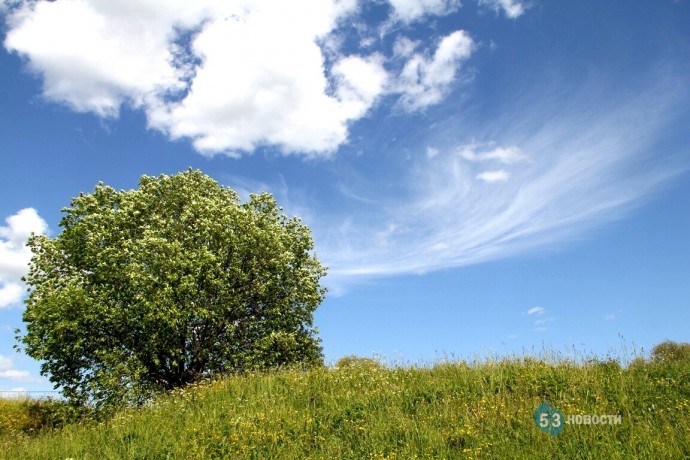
[1,354,689,459]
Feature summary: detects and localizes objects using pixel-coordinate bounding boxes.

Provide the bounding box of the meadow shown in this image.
[1,351,689,459]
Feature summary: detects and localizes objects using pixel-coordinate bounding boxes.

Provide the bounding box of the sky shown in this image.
[1,0,689,394]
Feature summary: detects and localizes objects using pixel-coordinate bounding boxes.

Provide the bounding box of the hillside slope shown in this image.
[2,357,689,459]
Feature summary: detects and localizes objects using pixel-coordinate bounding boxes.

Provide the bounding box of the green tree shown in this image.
[19,169,326,408]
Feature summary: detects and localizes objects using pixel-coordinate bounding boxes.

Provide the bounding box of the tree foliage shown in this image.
[19,169,326,408]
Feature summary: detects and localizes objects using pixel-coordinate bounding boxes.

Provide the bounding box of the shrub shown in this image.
[650,341,690,364]
[335,355,384,370]
[0,397,90,438]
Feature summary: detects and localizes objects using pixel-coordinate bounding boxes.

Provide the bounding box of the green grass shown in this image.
[2,355,689,459]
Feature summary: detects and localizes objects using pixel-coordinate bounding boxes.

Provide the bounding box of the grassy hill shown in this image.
[1,354,689,459]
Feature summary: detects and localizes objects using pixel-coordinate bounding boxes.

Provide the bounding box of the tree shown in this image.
[19,169,326,408]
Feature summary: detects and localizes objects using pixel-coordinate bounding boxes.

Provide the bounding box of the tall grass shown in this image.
[1,354,688,459]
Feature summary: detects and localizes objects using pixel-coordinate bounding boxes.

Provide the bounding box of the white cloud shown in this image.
[146,0,364,156]
[0,355,11,370]
[0,208,48,309]
[0,355,32,382]
[476,170,509,182]
[396,30,474,111]
[459,144,528,164]
[525,306,552,331]
[533,316,554,332]
[0,0,20,15]
[479,0,527,19]
[0,369,31,381]
[527,306,544,316]
[0,282,23,309]
[0,207,48,248]
[393,36,419,58]
[387,0,460,23]
[3,0,206,116]
[3,0,384,157]
[426,147,439,158]
[3,1,477,156]
[332,53,389,119]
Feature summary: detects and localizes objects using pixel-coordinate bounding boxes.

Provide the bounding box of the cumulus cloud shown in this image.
[3,0,206,116]
[0,208,48,309]
[0,283,23,309]
[387,0,460,23]
[393,36,419,59]
[0,369,31,381]
[146,0,365,156]
[0,355,31,382]
[3,0,476,157]
[3,0,385,156]
[395,30,474,111]
[332,53,389,119]
[479,0,527,18]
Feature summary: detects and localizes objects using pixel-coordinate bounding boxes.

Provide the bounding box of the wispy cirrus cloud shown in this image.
[526,306,553,331]
[527,306,544,316]
[476,170,510,183]
[317,71,688,286]
[459,144,528,164]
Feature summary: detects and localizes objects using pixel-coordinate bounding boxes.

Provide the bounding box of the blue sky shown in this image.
[1,0,689,393]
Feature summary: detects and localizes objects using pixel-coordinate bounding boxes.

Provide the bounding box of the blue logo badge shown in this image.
[534,402,564,437]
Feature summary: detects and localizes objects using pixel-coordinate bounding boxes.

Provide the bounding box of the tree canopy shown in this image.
[19,169,326,408]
